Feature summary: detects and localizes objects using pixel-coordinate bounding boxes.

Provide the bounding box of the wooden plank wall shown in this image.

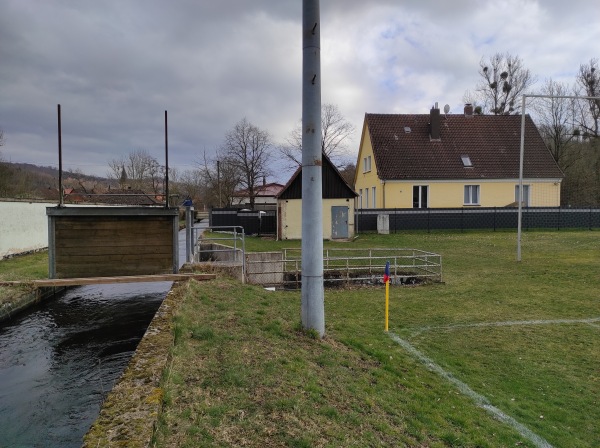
[54,215,175,278]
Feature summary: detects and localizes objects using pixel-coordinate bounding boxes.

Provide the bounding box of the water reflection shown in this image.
[0,282,171,447]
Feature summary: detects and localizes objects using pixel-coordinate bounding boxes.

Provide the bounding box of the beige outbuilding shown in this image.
[277,154,357,240]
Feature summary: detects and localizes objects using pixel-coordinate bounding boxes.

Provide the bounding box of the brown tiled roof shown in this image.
[233,182,284,198]
[365,113,563,180]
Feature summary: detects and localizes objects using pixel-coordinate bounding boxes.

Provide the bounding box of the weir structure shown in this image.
[47,106,180,279]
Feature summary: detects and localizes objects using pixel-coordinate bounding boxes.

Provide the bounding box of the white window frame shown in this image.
[412,185,428,209]
[359,189,363,208]
[372,186,376,208]
[464,185,480,205]
[365,188,369,208]
[363,155,372,173]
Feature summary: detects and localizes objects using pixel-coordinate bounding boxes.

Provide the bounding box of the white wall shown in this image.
[0,201,110,258]
[0,200,56,258]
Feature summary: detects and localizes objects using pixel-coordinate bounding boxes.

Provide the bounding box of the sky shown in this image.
[1,0,598,182]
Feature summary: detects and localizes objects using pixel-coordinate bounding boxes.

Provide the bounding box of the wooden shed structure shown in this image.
[47,207,179,279]
[277,154,357,240]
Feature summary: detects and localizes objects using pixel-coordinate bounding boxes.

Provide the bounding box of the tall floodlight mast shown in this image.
[301,0,325,337]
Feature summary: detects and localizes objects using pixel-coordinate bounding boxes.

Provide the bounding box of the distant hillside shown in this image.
[10,163,109,183]
[0,162,116,200]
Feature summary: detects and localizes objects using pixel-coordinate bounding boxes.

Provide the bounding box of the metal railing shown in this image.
[245,248,442,288]
[193,226,246,281]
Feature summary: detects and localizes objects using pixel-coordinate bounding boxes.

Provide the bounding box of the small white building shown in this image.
[276,154,357,240]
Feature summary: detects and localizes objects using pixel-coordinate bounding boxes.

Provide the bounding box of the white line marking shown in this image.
[412,317,600,336]
[388,332,554,448]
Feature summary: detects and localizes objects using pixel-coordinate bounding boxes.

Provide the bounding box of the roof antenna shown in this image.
[444,104,450,115]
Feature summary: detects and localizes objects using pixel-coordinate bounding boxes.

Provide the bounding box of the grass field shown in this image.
[154,230,600,447]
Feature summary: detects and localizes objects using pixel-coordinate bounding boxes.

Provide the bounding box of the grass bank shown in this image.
[0,251,47,306]
[154,230,600,447]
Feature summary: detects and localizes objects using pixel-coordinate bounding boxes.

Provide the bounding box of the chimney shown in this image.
[464,103,474,118]
[263,176,266,186]
[430,105,441,140]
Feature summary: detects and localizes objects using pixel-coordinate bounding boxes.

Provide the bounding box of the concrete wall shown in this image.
[245,252,283,285]
[0,200,55,258]
[0,201,128,259]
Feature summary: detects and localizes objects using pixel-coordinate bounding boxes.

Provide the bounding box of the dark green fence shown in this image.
[356,207,600,232]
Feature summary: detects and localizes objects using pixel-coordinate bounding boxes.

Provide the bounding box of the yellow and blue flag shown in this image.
[383,261,390,283]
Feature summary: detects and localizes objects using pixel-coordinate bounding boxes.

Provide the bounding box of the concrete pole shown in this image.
[301,0,325,337]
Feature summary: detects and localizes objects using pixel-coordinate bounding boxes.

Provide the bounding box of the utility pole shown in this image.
[217,160,222,207]
[301,0,325,337]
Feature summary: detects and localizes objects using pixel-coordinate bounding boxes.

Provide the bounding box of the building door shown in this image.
[331,206,349,239]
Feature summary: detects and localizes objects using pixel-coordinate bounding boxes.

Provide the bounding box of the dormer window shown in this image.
[461,155,473,167]
[404,126,411,133]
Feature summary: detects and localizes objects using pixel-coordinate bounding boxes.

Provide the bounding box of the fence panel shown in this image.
[209,208,276,235]
[356,207,600,232]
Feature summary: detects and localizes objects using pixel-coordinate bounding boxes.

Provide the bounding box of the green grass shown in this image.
[0,251,48,304]
[154,230,600,447]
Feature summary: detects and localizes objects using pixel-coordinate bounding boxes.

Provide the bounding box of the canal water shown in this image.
[0,228,196,447]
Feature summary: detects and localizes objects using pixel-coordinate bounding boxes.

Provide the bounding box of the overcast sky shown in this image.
[1,0,598,182]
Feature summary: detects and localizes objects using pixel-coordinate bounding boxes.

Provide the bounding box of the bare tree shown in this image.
[197,150,242,208]
[108,149,163,193]
[575,58,600,138]
[338,162,356,187]
[0,148,10,197]
[279,103,355,169]
[532,79,581,170]
[471,53,536,115]
[221,118,272,209]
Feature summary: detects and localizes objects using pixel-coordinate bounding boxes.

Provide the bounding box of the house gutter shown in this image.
[381,179,386,209]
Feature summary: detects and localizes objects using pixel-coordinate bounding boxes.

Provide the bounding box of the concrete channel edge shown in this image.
[82,281,185,447]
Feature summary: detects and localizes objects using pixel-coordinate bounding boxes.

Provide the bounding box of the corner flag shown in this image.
[384,261,390,332]
[383,261,390,283]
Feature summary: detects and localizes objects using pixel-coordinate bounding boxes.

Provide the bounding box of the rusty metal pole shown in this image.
[301,0,325,337]
[164,110,169,208]
[57,104,63,207]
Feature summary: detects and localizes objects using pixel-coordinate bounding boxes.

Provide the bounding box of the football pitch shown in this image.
[370,230,600,447]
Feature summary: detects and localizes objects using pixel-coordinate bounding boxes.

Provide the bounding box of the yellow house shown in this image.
[277,154,357,240]
[354,105,564,209]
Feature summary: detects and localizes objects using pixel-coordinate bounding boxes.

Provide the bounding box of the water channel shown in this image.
[0,228,195,447]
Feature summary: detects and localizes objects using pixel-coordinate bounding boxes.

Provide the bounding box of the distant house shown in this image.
[276,153,357,240]
[354,104,564,209]
[232,180,284,206]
